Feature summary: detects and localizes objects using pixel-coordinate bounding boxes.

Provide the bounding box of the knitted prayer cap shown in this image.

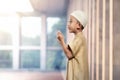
[70,10,88,27]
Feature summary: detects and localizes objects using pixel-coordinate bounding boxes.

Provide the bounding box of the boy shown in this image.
[57,10,89,80]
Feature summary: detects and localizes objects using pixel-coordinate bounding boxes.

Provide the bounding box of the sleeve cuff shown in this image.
[68,45,75,60]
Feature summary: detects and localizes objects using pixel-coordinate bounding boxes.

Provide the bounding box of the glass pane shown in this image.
[0,16,18,45]
[47,17,67,47]
[20,50,40,69]
[46,50,66,71]
[0,50,12,68]
[21,17,41,46]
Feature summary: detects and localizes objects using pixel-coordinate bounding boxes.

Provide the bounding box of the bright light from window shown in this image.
[0,15,19,45]
[0,0,33,13]
[21,17,41,38]
[47,17,60,33]
[0,15,19,34]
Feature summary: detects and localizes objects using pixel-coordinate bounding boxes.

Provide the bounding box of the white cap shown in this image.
[70,10,88,27]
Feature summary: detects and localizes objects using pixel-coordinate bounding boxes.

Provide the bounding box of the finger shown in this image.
[57,30,62,34]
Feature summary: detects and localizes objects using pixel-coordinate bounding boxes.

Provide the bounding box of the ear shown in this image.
[76,23,80,30]
[76,27,80,30]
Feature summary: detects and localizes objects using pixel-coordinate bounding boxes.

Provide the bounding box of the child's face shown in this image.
[67,16,80,33]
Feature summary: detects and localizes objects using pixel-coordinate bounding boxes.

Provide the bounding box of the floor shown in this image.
[0,71,66,80]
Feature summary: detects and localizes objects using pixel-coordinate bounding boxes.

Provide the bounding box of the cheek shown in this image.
[68,25,73,30]
[68,24,74,29]
[68,23,76,30]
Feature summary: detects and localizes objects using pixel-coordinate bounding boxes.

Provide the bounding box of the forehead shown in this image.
[69,15,77,21]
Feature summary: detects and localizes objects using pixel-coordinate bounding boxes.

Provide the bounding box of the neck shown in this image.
[74,30,82,35]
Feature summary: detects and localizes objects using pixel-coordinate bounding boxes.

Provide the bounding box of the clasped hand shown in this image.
[56,31,64,42]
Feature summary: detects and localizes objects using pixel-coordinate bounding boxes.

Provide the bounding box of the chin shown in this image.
[68,30,71,32]
[68,29,74,33]
[69,30,73,33]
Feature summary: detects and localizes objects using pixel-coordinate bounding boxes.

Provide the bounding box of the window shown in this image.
[21,17,41,46]
[46,17,67,71]
[0,15,67,71]
[0,15,19,69]
[20,50,40,69]
[20,17,41,69]
[46,50,66,71]
[0,50,12,68]
[0,16,18,45]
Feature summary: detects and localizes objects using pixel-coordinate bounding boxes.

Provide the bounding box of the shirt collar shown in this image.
[75,32,83,37]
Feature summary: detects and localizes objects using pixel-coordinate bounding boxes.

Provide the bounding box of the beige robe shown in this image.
[67,32,89,80]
